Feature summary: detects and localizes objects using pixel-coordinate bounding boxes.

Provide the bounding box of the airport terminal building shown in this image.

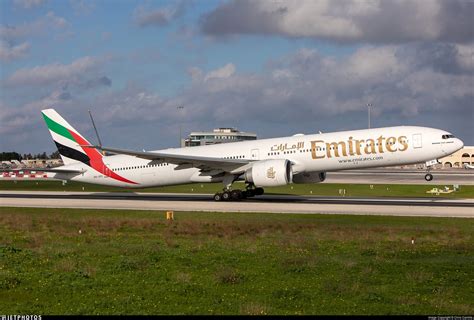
[439,146,474,168]
[182,128,257,147]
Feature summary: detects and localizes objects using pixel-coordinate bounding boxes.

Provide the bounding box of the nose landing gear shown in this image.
[424,159,438,182]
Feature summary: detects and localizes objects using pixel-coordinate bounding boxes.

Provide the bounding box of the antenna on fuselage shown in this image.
[88,109,105,155]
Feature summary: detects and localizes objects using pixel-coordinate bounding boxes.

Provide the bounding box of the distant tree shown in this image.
[50,151,60,159]
[32,153,47,159]
[0,152,22,161]
[2,151,62,161]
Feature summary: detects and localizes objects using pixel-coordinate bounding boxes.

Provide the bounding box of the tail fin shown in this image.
[41,108,101,166]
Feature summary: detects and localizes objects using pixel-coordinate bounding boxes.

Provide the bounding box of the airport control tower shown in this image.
[182,128,257,147]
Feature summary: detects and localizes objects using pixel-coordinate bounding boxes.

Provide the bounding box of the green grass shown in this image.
[1,180,473,198]
[0,207,473,315]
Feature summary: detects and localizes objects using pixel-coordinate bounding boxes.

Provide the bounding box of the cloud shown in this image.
[0,89,73,136]
[0,40,30,61]
[79,76,112,91]
[170,45,473,128]
[455,44,474,72]
[45,11,68,28]
[2,43,473,152]
[5,56,102,87]
[134,1,189,27]
[187,66,203,82]
[201,0,474,44]
[70,0,96,15]
[0,11,69,41]
[93,84,164,123]
[204,63,235,81]
[13,0,46,9]
[401,43,474,75]
[0,24,32,41]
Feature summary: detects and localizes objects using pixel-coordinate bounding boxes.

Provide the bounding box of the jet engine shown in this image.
[245,159,293,187]
[292,171,326,184]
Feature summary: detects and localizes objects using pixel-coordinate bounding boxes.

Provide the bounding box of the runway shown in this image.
[1,191,473,218]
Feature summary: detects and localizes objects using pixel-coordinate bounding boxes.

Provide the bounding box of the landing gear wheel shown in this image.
[213,193,223,201]
[425,173,433,181]
[230,190,243,200]
[254,187,264,196]
[222,191,231,201]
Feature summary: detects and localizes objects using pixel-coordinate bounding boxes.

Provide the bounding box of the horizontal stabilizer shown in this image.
[0,167,86,174]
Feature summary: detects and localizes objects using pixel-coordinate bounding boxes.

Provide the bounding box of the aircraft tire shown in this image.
[230,190,243,200]
[222,191,231,201]
[255,187,264,196]
[425,173,433,181]
[214,193,223,201]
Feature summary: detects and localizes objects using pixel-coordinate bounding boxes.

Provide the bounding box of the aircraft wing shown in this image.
[85,145,252,172]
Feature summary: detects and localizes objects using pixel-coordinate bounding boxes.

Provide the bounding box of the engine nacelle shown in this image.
[245,159,293,187]
[292,171,326,184]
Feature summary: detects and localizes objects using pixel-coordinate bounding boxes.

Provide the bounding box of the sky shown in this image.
[1,0,473,154]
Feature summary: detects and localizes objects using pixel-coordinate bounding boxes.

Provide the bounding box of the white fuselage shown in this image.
[53,126,463,188]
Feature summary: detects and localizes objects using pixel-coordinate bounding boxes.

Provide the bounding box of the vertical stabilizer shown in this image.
[41,108,99,166]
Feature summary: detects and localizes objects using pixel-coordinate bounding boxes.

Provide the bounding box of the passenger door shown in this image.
[251,149,260,160]
[412,134,422,149]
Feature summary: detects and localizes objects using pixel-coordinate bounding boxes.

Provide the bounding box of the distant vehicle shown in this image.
[10,159,22,167]
[1,161,11,168]
[1,108,465,201]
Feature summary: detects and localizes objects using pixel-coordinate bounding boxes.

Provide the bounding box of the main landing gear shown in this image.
[213,186,264,201]
[213,174,264,201]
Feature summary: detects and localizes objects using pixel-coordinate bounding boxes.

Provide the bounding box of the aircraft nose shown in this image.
[457,138,464,150]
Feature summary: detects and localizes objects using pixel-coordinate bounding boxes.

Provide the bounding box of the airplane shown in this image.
[2,109,465,201]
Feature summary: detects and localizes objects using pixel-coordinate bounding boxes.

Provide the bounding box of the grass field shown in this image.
[1,180,473,198]
[1,207,473,315]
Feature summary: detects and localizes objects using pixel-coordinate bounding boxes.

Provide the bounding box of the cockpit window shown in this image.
[442,134,455,139]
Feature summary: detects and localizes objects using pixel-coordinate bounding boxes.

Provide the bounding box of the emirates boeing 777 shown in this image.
[3,109,464,201]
